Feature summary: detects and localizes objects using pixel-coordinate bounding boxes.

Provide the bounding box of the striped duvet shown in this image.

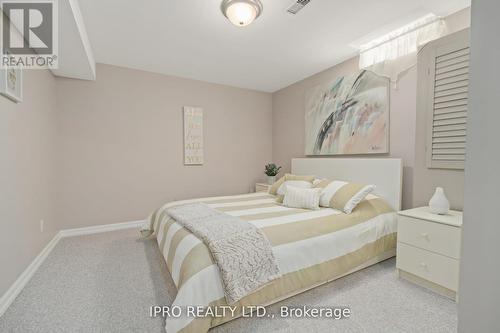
[142,192,397,333]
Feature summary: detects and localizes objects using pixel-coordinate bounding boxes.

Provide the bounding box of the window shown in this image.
[356,14,447,82]
[424,32,470,170]
[359,14,446,69]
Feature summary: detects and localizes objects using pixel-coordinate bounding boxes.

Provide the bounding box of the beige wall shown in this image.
[0,69,57,297]
[55,64,273,229]
[272,8,470,210]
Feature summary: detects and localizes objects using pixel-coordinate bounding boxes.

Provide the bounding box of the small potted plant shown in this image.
[264,163,282,185]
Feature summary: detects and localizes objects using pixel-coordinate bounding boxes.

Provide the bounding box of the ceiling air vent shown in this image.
[286,0,311,15]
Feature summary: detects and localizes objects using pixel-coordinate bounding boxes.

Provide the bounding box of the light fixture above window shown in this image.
[221,0,263,27]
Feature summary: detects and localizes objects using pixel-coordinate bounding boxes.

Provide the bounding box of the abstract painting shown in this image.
[183,106,204,165]
[305,70,390,155]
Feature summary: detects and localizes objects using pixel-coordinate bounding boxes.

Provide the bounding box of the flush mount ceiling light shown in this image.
[221,0,263,27]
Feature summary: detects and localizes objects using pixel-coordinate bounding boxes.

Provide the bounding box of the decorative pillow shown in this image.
[314,180,376,214]
[313,178,325,186]
[277,180,313,196]
[283,186,321,210]
[269,174,315,202]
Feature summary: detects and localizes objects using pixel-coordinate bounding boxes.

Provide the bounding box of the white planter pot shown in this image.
[429,187,450,215]
[267,176,276,185]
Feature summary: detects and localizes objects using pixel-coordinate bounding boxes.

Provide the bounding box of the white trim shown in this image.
[59,220,145,237]
[0,232,61,317]
[68,0,96,79]
[50,0,96,80]
[0,219,146,317]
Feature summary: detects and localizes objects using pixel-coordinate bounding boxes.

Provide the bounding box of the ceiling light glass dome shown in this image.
[221,0,263,27]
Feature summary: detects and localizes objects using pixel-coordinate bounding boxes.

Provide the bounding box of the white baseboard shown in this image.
[0,232,61,317]
[59,220,145,237]
[0,219,146,317]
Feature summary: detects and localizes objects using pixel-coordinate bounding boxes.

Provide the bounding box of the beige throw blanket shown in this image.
[166,203,281,304]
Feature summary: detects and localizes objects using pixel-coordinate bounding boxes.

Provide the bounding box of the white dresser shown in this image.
[396,207,462,300]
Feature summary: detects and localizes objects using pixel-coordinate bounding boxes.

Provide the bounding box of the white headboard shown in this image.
[292,158,403,210]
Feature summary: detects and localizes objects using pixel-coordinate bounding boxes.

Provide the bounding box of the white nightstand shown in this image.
[396,207,462,301]
[255,183,271,193]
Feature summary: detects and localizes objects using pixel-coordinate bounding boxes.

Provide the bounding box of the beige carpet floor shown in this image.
[0,228,457,333]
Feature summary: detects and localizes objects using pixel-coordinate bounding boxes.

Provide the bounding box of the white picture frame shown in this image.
[183,106,204,165]
[0,67,23,103]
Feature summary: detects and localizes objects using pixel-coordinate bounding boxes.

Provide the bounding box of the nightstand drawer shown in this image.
[398,215,461,259]
[397,243,459,291]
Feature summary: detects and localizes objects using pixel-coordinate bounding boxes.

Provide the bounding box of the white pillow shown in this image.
[283,186,321,210]
[277,180,313,196]
[318,180,375,214]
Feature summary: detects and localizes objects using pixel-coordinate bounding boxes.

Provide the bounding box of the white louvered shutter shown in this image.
[426,38,470,169]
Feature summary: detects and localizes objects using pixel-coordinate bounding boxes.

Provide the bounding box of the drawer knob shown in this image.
[420,233,429,240]
[419,262,428,269]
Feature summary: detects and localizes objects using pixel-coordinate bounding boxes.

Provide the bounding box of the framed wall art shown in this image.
[0,67,23,103]
[305,70,389,155]
[183,106,204,165]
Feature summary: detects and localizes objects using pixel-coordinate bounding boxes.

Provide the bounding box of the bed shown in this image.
[142,158,402,333]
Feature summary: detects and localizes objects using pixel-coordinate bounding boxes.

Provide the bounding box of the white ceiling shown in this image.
[78,0,470,92]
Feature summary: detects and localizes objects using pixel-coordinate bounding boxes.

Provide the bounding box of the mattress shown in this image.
[143,192,397,333]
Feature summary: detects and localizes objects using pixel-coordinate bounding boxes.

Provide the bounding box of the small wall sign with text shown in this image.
[183,106,204,165]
